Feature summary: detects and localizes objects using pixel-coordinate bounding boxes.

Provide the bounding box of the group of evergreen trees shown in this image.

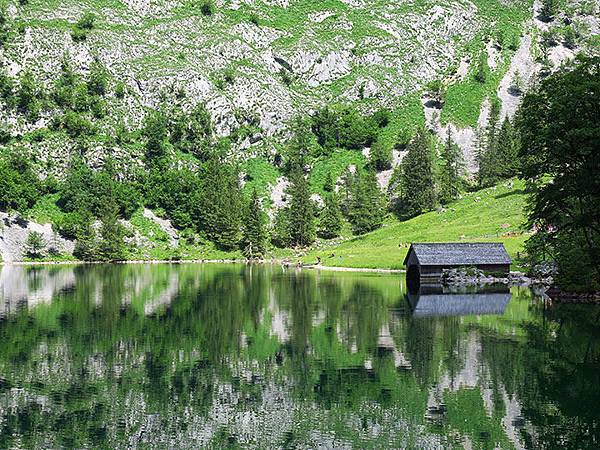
[476,101,521,187]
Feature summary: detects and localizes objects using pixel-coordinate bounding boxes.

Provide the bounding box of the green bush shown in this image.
[200,1,214,16]
[0,153,41,212]
[24,231,46,259]
[71,13,95,42]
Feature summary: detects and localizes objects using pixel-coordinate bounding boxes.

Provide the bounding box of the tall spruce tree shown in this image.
[339,167,355,217]
[98,201,127,262]
[494,118,520,179]
[397,127,436,217]
[318,192,343,239]
[439,128,464,204]
[370,138,392,171]
[242,189,267,258]
[271,207,291,248]
[348,167,385,235]
[478,99,501,187]
[197,155,242,250]
[143,109,169,164]
[74,219,97,261]
[287,168,315,247]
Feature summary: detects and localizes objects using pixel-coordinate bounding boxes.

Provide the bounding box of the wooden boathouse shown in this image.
[404,243,511,283]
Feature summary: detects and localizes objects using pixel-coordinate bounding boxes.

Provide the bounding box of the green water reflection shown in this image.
[0,264,598,449]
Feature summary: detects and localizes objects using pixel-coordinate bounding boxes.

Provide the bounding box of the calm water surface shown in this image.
[0,264,598,449]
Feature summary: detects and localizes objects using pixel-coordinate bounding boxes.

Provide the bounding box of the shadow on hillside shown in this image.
[495,189,525,200]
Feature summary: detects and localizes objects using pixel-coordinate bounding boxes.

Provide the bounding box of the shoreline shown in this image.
[4,260,598,298]
[0,259,406,273]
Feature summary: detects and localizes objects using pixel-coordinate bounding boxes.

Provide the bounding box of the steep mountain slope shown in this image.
[0,1,532,148]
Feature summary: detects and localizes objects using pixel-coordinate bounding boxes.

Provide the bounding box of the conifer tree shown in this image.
[242,189,267,258]
[286,168,315,247]
[271,207,291,248]
[396,127,436,217]
[323,171,335,193]
[370,138,392,171]
[25,231,46,259]
[494,118,520,178]
[339,167,355,217]
[318,193,343,239]
[197,155,243,250]
[143,109,169,163]
[97,201,126,261]
[539,0,556,22]
[478,100,501,187]
[74,219,97,261]
[439,129,464,204]
[348,167,385,235]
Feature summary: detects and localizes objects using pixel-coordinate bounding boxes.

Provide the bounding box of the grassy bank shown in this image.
[302,179,528,270]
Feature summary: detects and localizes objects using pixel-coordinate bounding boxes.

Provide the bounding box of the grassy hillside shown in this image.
[303,179,528,270]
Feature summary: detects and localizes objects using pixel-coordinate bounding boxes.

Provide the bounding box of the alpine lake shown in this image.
[0,263,598,449]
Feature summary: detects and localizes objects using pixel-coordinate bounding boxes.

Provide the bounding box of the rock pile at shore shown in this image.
[441,268,552,287]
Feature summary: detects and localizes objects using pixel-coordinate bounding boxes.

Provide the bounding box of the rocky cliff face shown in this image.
[2,0,596,163]
[0,1,528,151]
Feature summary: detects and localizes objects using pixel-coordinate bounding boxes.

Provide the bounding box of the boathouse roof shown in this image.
[403,243,511,267]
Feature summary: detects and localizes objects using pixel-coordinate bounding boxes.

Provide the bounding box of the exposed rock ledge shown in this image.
[0,213,75,263]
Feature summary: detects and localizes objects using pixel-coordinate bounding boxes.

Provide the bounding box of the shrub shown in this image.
[0,153,41,212]
[114,81,126,99]
[71,13,95,42]
[16,70,42,121]
[200,1,214,16]
[25,231,46,259]
[77,12,96,30]
[249,13,260,26]
[52,111,95,138]
[87,59,109,96]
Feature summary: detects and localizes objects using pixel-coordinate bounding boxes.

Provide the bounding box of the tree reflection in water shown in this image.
[0,264,598,448]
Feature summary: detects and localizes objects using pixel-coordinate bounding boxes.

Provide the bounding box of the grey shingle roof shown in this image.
[403,243,511,266]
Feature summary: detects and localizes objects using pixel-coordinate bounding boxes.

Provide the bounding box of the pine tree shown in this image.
[25,231,46,259]
[271,207,291,248]
[74,219,97,261]
[197,155,243,250]
[339,167,356,217]
[370,138,392,171]
[397,128,436,217]
[439,128,464,204]
[323,171,335,193]
[348,167,385,235]
[318,193,343,239]
[286,168,315,247]
[478,100,501,187]
[143,109,169,163]
[97,201,126,261]
[539,0,556,22]
[494,118,520,178]
[242,189,268,258]
[474,52,488,83]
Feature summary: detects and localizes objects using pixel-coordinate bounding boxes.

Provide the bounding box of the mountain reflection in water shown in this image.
[0,264,599,449]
